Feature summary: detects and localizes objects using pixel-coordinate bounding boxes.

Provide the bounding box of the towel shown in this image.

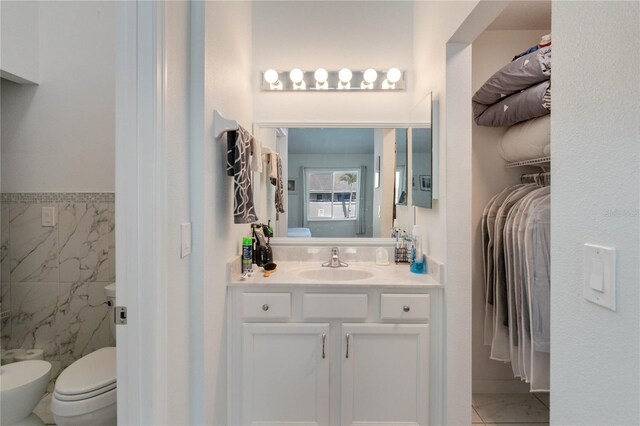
[226,130,237,177]
[229,126,258,224]
[274,155,285,219]
[251,137,263,174]
[268,152,278,181]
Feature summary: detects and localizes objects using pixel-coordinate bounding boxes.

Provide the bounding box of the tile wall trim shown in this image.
[1,192,115,204]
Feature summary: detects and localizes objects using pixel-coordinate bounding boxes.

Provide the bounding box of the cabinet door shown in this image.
[242,323,330,426]
[341,324,430,426]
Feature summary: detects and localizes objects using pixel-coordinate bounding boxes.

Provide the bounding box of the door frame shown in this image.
[115,1,168,424]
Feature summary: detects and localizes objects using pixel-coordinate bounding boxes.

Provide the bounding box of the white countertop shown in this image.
[229,260,441,288]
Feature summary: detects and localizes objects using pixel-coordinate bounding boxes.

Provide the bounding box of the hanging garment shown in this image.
[228,126,258,224]
[273,155,285,219]
[524,194,551,391]
[506,187,550,379]
[491,184,538,362]
[483,185,524,346]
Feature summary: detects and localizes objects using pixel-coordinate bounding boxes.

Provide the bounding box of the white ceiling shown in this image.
[487,1,552,31]
[288,128,375,155]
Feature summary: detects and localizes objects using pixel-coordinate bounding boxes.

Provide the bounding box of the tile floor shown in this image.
[473,393,550,425]
[35,390,549,426]
[34,392,56,425]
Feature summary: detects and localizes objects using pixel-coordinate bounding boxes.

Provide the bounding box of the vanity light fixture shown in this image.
[263,68,282,90]
[361,68,378,89]
[261,67,405,91]
[289,68,306,90]
[314,68,329,90]
[338,68,353,90]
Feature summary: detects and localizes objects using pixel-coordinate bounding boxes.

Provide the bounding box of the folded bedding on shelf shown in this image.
[475,80,551,127]
[473,46,551,107]
[497,114,550,162]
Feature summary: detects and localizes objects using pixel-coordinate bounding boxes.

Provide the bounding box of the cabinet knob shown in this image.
[403,305,411,312]
[262,304,269,311]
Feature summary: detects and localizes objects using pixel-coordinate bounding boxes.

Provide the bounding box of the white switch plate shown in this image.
[180,222,191,258]
[41,206,56,227]
[583,244,616,311]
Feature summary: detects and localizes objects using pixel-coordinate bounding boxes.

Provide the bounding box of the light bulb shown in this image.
[386,67,402,84]
[264,69,279,84]
[338,68,353,83]
[289,68,304,84]
[363,68,378,84]
[314,68,328,83]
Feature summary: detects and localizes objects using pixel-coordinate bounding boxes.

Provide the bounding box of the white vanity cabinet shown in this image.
[242,323,330,425]
[341,323,430,426]
[228,286,442,426]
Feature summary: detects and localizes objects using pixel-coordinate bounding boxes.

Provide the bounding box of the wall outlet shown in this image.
[41,206,56,227]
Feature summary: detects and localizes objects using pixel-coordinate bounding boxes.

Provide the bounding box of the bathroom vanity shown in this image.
[227,249,443,426]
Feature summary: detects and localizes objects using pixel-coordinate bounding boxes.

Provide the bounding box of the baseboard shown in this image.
[473,379,531,394]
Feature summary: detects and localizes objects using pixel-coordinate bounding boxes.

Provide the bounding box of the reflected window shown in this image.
[306,169,359,221]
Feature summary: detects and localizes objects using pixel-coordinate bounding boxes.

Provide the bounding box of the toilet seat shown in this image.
[55,347,116,397]
[51,347,117,419]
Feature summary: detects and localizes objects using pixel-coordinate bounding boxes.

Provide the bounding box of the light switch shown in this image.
[41,206,56,227]
[589,258,604,292]
[584,244,616,311]
[181,223,191,258]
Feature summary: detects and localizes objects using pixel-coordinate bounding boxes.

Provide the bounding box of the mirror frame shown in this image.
[252,121,431,243]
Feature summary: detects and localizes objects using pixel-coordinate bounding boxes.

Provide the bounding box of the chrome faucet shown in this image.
[322,247,348,268]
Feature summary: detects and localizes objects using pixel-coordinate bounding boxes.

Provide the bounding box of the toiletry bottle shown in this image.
[410,225,426,274]
[242,237,253,274]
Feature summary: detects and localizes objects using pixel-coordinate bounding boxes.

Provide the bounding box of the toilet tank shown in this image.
[104,283,116,339]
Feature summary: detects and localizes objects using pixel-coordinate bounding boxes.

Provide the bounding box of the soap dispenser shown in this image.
[410,225,426,274]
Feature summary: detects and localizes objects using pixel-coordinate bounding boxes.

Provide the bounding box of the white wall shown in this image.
[411,4,479,425]
[551,2,640,424]
[252,1,415,124]
[189,1,254,424]
[411,1,478,263]
[163,1,192,423]
[0,0,38,83]
[471,30,548,393]
[1,1,115,192]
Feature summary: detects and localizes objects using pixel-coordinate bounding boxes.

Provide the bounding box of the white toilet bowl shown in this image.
[51,346,117,426]
[0,360,51,425]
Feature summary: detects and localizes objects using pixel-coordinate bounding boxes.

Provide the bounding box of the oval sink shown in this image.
[296,267,375,281]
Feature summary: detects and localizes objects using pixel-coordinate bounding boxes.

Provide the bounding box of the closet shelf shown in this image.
[505,157,551,168]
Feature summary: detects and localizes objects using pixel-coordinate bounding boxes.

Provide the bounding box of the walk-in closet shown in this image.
[470,2,552,424]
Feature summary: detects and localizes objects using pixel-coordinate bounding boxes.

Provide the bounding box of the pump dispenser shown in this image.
[410,225,426,274]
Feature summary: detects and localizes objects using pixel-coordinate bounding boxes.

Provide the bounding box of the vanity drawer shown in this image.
[380,294,430,321]
[242,293,291,320]
[303,293,368,320]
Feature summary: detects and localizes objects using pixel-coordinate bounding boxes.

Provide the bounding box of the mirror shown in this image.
[253,122,433,238]
[411,92,434,209]
[395,128,408,205]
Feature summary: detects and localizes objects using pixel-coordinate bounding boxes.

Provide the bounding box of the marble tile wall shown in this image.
[0,193,115,375]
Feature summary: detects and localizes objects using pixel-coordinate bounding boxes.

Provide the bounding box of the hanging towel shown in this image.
[268,152,278,181]
[226,130,237,177]
[251,136,263,174]
[274,155,285,219]
[229,126,258,224]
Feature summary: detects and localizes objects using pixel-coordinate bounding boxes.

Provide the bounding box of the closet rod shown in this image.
[521,171,550,186]
[214,110,239,139]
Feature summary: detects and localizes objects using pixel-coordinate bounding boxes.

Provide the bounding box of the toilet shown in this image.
[51,283,117,426]
[0,360,52,425]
